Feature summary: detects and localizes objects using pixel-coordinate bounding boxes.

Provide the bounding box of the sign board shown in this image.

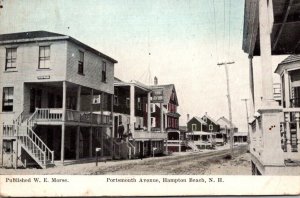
[95,148,101,152]
[151,88,164,103]
[37,75,50,80]
[92,95,101,104]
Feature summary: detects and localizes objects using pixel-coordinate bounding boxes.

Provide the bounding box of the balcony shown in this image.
[31,108,112,126]
[132,130,167,140]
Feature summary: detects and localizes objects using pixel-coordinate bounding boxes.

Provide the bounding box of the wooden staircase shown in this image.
[4,111,55,169]
[186,141,200,151]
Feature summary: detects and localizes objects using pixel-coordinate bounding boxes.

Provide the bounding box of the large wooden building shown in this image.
[0,31,118,168]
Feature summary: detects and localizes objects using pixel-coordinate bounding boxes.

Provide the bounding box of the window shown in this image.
[39,46,50,69]
[114,95,119,106]
[192,124,197,131]
[5,48,17,70]
[203,117,207,122]
[2,87,14,112]
[137,97,142,110]
[126,97,130,108]
[151,104,156,113]
[102,61,107,82]
[209,124,213,131]
[78,51,84,74]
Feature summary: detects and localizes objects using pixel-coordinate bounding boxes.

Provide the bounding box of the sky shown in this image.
[0,0,287,131]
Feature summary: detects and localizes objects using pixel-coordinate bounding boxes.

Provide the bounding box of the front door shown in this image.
[30,88,42,113]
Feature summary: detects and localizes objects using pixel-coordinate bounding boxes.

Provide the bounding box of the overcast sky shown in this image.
[0,0,287,131]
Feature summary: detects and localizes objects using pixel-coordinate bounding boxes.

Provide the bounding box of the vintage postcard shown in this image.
[0,0,300,196]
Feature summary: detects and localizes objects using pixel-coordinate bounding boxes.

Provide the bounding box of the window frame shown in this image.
[38,46,51,69]
[192,124,197,131]
[126,97,130,108]
[2,87,14,112]
[78,50,84,75]
[102,61,107,82]
[5,48,17,71]
[137,97,142,110]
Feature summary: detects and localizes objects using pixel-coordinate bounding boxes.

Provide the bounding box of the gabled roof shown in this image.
[114,77,123,83]
[187,116,207,125]
[151,84,179,105]
[202,114,219,125]
[194,116,207,125]
[275,55,300,74]
[279,55,300,65]
[0,30,118,63]
[217,116,237,129]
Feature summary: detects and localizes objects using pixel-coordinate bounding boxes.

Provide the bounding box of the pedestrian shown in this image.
[118,122,125,140]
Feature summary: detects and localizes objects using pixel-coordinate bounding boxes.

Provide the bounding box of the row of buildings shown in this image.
[0,31,181,168]
[183,114,247,151]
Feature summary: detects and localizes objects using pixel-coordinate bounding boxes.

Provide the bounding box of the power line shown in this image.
[212,0,219,62]
[228,0,232,58]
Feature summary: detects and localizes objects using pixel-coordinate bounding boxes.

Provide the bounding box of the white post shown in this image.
[76,126,80,160]
[284,70,290,108]
[61,81,67,164]
[130,85,135,136]
[259,0,274,104]
[160,103,164,133]
[77,86,81,111]
[147,91,151,132]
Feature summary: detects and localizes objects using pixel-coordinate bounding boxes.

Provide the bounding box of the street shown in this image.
[0,145,250,175]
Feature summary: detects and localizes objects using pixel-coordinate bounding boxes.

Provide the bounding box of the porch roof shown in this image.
[243,0,300,56]
[275,54,300,74]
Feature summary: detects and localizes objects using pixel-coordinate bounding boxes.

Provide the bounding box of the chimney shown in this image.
[187,114,190,123]
[154,76,158,85]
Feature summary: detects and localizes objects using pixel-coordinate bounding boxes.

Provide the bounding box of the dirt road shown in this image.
[0,145,251,175]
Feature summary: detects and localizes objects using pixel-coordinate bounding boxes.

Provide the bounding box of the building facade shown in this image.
[243,0,300,175]
[0,31,117,168]
[151,79,182,152]
[113,78,167,158]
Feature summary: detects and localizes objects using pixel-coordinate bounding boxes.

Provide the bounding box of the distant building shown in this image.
[186,113,221,149]
[151,78,182,152]
[217,116,238,145]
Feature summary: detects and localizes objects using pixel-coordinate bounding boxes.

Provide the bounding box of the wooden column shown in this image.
[147,91,151,132]
[110,94,114,158]
[89,89,93,158]
[130,85,135,136]
[249,56,255,114]
[76,85,81,160]
[284,70,290,108]
[76,126,80,160]
[259,0,274,103]
[89,127,93,158]
[101,92,104,157]
[160,103,164,133]
[77,86,81,111]
[61,81,67,163]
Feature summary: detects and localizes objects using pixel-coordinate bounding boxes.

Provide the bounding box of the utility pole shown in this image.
[218,61,235,158]
[241,98,250,144]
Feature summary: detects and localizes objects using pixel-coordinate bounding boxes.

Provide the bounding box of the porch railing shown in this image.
[29,108,112,125]
[281,108,300,158]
